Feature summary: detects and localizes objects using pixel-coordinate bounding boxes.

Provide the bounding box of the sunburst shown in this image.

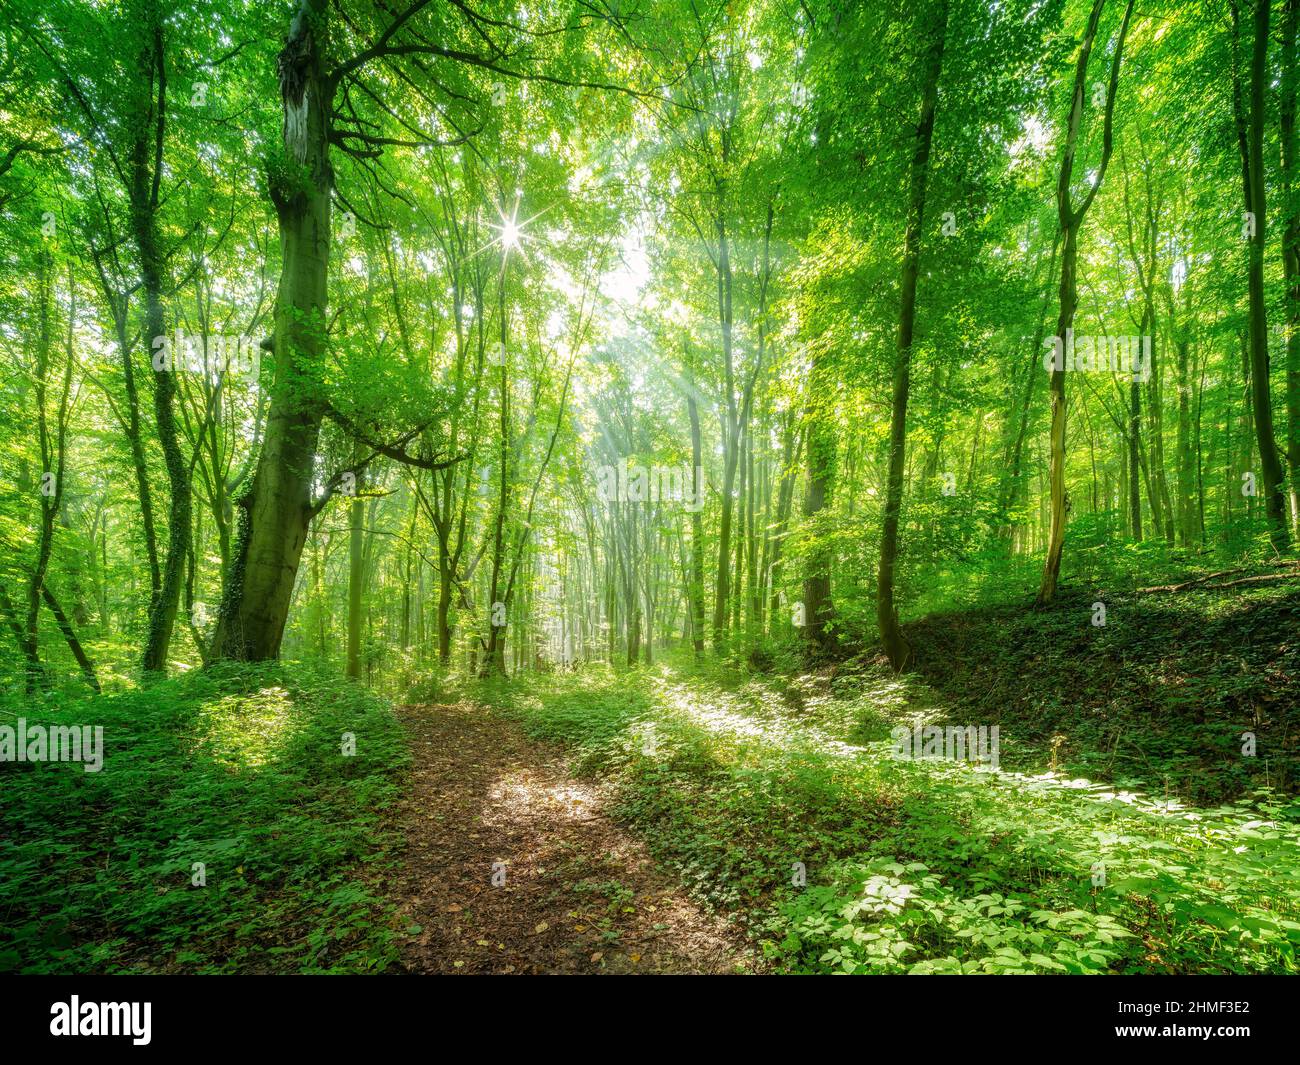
[475,195,559,272]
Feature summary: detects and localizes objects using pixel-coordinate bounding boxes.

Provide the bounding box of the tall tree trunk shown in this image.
[766,420,801,633]
[1149,349,1176,543]
[21,251,64,691]
[712,203,737,649]
[686,378,706,656]
[1002,229,1061,523]
[133,9,189,675]
[1176,331,1196,545]
[1129,365,1143,538]
[802,366,836,652]
[481,281,512,676]
[1039,0,1135,603]
[1281,0,1300,537]
[746,421,760,634]
[115,315,161,596]
[877,0,948,671]
[345,456,364,679]
[215,0,333,660]
[1234,0,1290,550]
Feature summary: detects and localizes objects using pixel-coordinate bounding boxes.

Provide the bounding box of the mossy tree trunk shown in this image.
[215,0,332,661]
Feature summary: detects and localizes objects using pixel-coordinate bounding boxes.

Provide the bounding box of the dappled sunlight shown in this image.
[485,772,603,827]
[490,664,1300,976]
[1,665,406,974]
[641,665,1298,862]
[647,667,934,762]
[396,701,754,974]
[659,677,871,759]
[10,0,1300,994]
[190,686,302,771]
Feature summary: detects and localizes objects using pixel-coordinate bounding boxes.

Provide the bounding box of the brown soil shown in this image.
[389,701,759,975]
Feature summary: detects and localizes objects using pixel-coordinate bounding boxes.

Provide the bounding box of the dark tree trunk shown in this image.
[1280,0,1300,536]
[1233,0,1290,550]
[1039,0,1135,603]
[132,12,189,676]
[878,0,948,671]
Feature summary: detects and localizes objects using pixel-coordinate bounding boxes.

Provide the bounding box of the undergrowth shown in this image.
[0,662,409,974]
[480,662,1300,975]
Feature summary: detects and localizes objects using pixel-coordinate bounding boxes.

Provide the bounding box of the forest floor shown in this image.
[385,575,1300,974]
[390,701,759,974]
[5,571,1297,975]
[905,572,1300,802]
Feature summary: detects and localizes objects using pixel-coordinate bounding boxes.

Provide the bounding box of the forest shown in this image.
[0,0,1299,984]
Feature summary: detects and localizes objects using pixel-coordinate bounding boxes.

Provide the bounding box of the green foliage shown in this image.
[780,858,1134,974]
[906,577,1300,802]
[485,660,1300,974]
[0,663,409,974]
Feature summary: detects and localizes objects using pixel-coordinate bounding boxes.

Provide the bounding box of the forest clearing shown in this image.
[1,0,1299,1024]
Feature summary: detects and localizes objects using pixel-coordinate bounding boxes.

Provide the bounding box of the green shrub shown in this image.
[0,662,409,974]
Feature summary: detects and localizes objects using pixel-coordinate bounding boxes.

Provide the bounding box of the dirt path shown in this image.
[390,701,758,974]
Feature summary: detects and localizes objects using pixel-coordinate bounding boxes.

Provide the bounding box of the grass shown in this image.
[0,662,409,974]
[471,643,1300,974]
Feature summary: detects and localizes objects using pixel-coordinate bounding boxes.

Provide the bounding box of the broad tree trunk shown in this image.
[215,0,332,660]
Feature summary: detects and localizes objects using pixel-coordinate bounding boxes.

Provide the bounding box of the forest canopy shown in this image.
[1,0,1297,685]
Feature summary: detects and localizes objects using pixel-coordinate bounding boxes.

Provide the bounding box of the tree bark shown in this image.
[877,0,948,670]
[712,200,738,649]
[1233,0,1290,550]
[345,454,364,679]
[1038,0,1135,603]
[1280,0,1300,537]
[686,374,707,656]
[214,0,333,660]
[802,364,836,653]
[133,8,190,676]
